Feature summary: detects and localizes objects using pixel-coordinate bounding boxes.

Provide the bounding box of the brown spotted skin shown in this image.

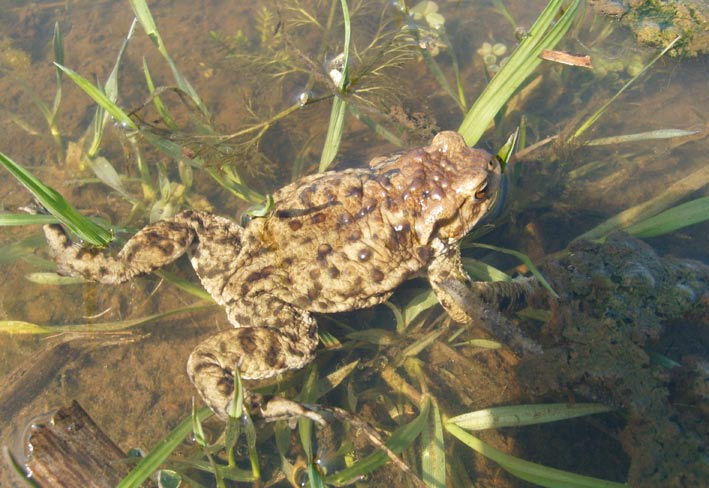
[43,131,500,418]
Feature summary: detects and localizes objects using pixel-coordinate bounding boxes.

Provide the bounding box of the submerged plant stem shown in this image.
[213,101,308,142]
[570,36,681,142]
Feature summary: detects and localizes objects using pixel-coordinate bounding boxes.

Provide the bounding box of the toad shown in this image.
[43,131,501,418]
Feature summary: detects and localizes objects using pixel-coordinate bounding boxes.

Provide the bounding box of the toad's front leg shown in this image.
[187,299,319,419]
[428,247,543,355]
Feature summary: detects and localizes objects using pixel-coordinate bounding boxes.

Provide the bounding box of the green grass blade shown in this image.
[0,214,58,226]
[143,57,178,130]
[326,397,430,485]
[421,399,446,488]
[223,393,242,467]
[25,272,87,285]
[129,0,209,117]
[448,403,612,431]
[117,407,213,488]
[454,338,502,349]
[4,110,40,136]
[190,402,209,448]
[458,0,580,146]
[571,36,681,142]
[105,19,136,103]
[0,235,49,267]
[401,289,438,330]
[0,320,56,334]
[421,47,464,111]
[86,156,133,201]
[128,0,165,55]
[346,103,401,146]
[315,360,359,398]
[624,196,709,238]
[167,56,210,117]
[154,270,213,301]
[51,22,64,117]
[87,19,137,158]
[52,21,64,66]
[496,127,519,172]
[445,423,628,488]
[56,63,137,130]
[0,153,112,246]
[297,366,320,462]
[469,242,558,298]
[0,303,216,335]
[578,164,709,241]
[586,129,698,146]
[319,0,351,172]
[319,95,348,172]
[307,463,326,488]
[461,257,511,282]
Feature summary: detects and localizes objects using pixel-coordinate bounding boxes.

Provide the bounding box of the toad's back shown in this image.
[229,131,498,314]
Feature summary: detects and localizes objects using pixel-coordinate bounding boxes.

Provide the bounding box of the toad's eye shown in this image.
[474,181,489,200]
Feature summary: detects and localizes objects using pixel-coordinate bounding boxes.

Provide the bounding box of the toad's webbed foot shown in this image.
[436,277,544,356]
[428,247,546,356]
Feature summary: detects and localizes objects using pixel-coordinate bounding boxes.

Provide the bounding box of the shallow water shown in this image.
[0,1,706,486]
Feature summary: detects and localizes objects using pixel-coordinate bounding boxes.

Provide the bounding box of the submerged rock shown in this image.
[591,0,709,56]
[521,233,707,487]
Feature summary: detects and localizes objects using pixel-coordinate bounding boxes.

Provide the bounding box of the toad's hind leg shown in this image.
[43,210,242,286]
[187,300,319,419]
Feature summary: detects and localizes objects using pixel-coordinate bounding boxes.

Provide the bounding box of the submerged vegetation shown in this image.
[590,0,709,56]
[0,0,707,487]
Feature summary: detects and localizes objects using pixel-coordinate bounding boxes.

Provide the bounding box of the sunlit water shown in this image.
[0,1,706,486]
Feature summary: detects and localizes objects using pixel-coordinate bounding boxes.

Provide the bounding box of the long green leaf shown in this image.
[0,153,112,246]
[0,235,49,267]
[0,214,58,226]
[468,242,558,298]
[319,95,348,172]
[319,0,351,172]
[586,129,698,146]
[458,0,580,145]
[578,164,709,241]
[142,57,178,130]
[0,303,216,335]
[87,18,137,158]
[128,0,165,54]
[421,399,446,488]
[117,407,214,488]
[25,272,86,285]
[624,196,709,238]
[347,103,401,146]
[326,397,430,485]
[448,403,612,431]
[51,22,64,118]
[446,423,628,488]
[129,0,209,117]
[55,63,137,130]
[401,289,438,330]
[461,257,511,282]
